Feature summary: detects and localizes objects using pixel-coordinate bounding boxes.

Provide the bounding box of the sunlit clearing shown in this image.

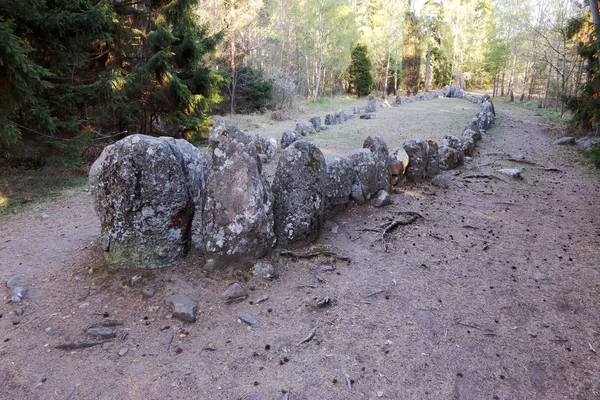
[0,193,8,208]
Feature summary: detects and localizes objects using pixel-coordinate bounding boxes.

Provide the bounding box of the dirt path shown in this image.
[1,100,599,400]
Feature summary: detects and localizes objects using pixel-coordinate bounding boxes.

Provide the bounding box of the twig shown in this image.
[463,174,505,181]
[589,343,596,353]
[83,320,124,332]
[456,320,494,333]
[297,284,317,289]
[365,289,386,298]
[380,214,422,251]
[311,272,325,283]
[297,327,317,346]
[345,374,353,392]
[56,340,109,350]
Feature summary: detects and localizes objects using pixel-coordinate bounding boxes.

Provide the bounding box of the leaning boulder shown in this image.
[89,134,200,268]
[272,140,326,248]
[281,130,299,149]
[363,136,391,192]
[202,123,275,268]
[295,122,316,136]
[349,149,378,203]
[463,118,482,139]
[438,146,464,170]
[403,139,429,182]
[323,154,355,217]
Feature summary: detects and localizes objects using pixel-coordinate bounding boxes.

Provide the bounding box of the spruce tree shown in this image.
[347,43,374,97]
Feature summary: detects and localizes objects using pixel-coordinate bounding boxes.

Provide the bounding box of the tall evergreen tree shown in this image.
[347,43,374,97]
[402,11,422,95]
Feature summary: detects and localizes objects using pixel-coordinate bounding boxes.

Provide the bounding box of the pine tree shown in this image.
[347,43,374,97]
[402,11,422,96]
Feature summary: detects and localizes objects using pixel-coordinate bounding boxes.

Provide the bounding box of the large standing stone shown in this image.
[89,134,199,268]
[335,110,346,124]
[323,154,355,216]
[426,139,440,178]
[402,139,429,182]
[365,99,376,113]
[438,146,464,170]
[296,122,316,136]
[349,149,377,203]
[389,147,409,176]
[463,118,482,138]
[281,130,299,149]
[272,140,326,249]
[202,122,275,269]
[363,136,391,192]
[309,116,322,132]
[324,114,337,125]
[254,134,277,163]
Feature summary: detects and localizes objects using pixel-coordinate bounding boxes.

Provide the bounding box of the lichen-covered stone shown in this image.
[402,139,429,182]
[273,140,326,249]
[325,114,337,125]
[438,146,464,170]
[323,154,355,216]
[390,147,409,176]
[363,135,391,192]
[460,137,475,156]
[426,139,440,178]
[254,134,277,163]
[463,118,482,138]
[89,134,199,268]
[462,129,482,142]
[309,116,322,132]
[365,99,376,113]
[442,134,462,149]
[202,122,275,269]
[296,122,316,136]
[349,148,377,203]
[335,109,346,124]
[281,130,299,149]
[353,105,360,114]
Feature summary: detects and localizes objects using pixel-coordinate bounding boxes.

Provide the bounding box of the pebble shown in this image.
[75,290,90,301]
[239,313,260,326]
[497,168,524,179]
[167,294,197,322]
[222,283,248,302]
[10,287,29,303]
[118,347,129,357]
[251,263,279,280]
[431,175,450,189]
[319,265,336,272]
[402,191,417,200]
[6,274,26,289]
[85,328,117,339]
[39,213,50,219]
[534,272,548,281]
[102,342,113,351]
[374,190,392,208]
[142,286,155,298]
[330,223,339,234]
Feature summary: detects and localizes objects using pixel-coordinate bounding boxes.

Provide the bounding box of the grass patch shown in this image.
[501,97,569,126]
[0,169,87,218]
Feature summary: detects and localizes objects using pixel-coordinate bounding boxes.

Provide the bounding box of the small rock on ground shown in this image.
[498,168,524,178]
[222,283,248,302]
[142,286,155,298]
[534,272,548,281]
[76,290,90,301]
[6,274,26,289]
[374,190,392,208]
[85,327,117,339]
[11,287,29,303]
[239,313,260,326]
[251,263,279,280]
[431,175,451,189]
[118,347,129,357]
[167,294,197,322]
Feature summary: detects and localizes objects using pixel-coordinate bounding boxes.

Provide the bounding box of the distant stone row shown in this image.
[89,93,493,270]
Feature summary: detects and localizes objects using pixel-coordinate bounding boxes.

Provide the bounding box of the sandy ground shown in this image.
[1,98,599,400]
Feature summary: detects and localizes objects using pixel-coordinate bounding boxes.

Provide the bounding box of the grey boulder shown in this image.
[296,122,316,136]
[374,190,392,208]
[281,130,300,149]
[272,140,326,248]
[365,99,376,113]
[324,114,337,125]
[254,134,277,163]
[309,116,322,132]
[403,139,430,182]
[389,147,409,177]
[363,136,391,192]
[438,146,464,171]
[323,154,355,216]
[167,294,197,322]
[553,137,576,145]
[251,263,279,279]
[349,149,377,204]
[426,139,440,178]
[202,122,275,269]
[89,134,199,268]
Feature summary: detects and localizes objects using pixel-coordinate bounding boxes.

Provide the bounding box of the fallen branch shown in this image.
[456,320,494,333]
[364,289,386,298]
[297,327,317,346]
[279,248,351,263]
[56,340,109,350]
[463,174,505,181]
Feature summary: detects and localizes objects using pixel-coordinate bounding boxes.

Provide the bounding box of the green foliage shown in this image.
[587,146,600,168]
[222,65,274,113]
[347,43,374,97]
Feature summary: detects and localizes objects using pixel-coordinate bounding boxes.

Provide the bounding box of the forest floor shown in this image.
[1,97,599,400]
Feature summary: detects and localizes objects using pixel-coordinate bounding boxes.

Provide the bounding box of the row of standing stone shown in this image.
[88,92,493,270]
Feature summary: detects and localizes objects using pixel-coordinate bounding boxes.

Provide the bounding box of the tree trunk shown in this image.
[508,52,517,102]
[425,45,431,93]
[393,41,399,95]
[520,62,529,102]
[500,67,506,97]
[590,0,600,67]
[383,37,391,98]
[543,66,552,108]
[229,0,236,114]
